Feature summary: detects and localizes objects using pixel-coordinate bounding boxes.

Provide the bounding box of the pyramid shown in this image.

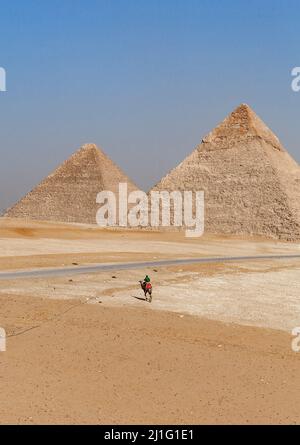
[152,104,300,240]
[4,144,138,224]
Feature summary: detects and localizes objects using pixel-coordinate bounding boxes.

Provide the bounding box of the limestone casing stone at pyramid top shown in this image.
[151,104,300,241]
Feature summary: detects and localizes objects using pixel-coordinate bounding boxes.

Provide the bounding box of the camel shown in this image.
[139,280,152,303]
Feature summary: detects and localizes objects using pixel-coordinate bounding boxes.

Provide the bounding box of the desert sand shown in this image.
[1,295,300,425]
[0,218,300,424]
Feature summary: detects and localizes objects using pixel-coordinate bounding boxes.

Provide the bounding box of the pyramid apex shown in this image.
[75,143,106,159]
[80,143,99,152]
[202,103,282,151]
[232,103,255,116]
[231,103,262,121]
[235,102,252,110]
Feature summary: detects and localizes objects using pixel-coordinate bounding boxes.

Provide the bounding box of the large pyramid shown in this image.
[152,104,300,240]
[4,143,138,224]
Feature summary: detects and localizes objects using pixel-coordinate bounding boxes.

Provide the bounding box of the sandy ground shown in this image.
[1,218,300,424]
[1,294,300,425]
[1,260,300,332]
[0,217,299,271]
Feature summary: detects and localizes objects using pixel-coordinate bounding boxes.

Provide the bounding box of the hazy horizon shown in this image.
[1,0,300,212]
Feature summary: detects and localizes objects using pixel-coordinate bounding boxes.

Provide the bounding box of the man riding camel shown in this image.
[139,275,152,302]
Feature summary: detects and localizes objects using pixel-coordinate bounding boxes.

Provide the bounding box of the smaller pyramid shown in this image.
[4,144,138,224]
[152,104,300,240]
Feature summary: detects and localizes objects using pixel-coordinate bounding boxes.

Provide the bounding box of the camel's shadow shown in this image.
[132,295,147,302]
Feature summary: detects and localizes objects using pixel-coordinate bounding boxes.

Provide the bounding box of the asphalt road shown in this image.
[0,254,300,280]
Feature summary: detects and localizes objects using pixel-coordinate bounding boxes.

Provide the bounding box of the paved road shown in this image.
[0,254,300,280]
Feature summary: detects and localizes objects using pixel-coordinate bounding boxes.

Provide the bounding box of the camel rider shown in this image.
[142,275,151,292]
[144,275,150,284]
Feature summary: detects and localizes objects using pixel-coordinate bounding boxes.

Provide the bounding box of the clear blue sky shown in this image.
[0,0,299,211]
